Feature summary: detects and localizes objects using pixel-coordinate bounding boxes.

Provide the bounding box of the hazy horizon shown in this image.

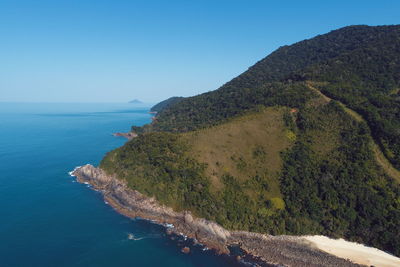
[0,100,156,104]
[1,0,399,103]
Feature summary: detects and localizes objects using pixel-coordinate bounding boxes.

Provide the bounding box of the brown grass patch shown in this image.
[184,107,292,200]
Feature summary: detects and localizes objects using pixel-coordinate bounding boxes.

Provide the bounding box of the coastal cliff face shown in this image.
[71,164,361,267]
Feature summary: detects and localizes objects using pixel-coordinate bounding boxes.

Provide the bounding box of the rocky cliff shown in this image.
[71,164,361,267]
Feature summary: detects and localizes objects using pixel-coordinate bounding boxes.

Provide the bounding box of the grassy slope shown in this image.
[185,106,291,197]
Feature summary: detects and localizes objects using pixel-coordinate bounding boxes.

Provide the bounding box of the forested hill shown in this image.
[102,25,400,257]
[150,96,184,113]
[143,25,400,169]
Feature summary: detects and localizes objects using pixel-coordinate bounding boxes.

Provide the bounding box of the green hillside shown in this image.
[101,25,400,256]
[146,25,400,169]
[149,96,184,113]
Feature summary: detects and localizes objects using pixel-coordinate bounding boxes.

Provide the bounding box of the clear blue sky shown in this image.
[1,0,399,103]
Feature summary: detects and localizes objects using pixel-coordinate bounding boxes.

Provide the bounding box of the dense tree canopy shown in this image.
[149,96,184,113]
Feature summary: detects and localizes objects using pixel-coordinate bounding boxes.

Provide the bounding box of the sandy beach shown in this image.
[304,235,400,267]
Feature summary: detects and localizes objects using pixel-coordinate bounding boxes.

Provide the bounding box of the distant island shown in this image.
[128,99,143,104]
[73,25,400,267]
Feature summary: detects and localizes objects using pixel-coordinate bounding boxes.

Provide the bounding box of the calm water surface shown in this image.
[0,103,245,267]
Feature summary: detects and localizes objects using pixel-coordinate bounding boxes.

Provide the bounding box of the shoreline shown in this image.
[70,164,377,267]
[112,132,137,140]
[304,236,400,267]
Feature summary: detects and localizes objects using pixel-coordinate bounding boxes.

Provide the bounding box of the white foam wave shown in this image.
[127,233,144,241]
[178,232,188,240]
[164,223,174,228]
[68,166,82,177]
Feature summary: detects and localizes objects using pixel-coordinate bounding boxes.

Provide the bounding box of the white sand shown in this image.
[303,235,400,267]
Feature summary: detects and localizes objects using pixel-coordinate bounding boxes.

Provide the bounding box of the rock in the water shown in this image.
[181,247,190,254]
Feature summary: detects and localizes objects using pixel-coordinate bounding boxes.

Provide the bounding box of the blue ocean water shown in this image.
[0,103,244,267]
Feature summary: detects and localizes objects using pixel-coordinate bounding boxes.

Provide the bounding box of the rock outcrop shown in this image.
[71,164,362,267]
[112,132,137,140]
